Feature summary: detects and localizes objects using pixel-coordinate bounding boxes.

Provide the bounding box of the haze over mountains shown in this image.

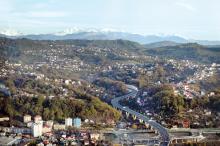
[1,28,220,46]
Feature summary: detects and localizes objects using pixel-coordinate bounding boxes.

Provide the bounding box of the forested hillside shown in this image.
[144,43,220,63]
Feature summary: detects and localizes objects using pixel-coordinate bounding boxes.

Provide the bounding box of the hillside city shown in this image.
[0,37,219,146]
[2,0,220,145]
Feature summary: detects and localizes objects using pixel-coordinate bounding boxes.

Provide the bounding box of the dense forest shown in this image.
[144,43,220,63]
[93,77,127,97]
[0,74,122,125]
[0,95,121,125]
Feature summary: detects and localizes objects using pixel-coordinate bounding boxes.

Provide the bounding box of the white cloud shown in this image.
[175,1,196,12]
[29,11,68,18]
[11,10,69,18]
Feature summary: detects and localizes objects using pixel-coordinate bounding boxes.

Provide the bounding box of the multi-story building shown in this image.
[73,117,81,128]
[23,115,31,123]
[31,122,43,137]
[53,123,65,130]
[65,118,72,127]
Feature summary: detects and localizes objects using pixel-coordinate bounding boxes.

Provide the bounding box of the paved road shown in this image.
[111,85,170,146]
[169,128,220,133]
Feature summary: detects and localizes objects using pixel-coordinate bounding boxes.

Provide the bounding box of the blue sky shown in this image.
[0,0,219,40]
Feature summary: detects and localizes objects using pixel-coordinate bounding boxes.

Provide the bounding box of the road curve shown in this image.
[111,85,170,146]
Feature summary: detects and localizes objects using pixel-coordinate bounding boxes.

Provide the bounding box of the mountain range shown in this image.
[1,28,220,46]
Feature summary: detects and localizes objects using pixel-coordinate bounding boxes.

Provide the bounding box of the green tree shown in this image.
[43,108,50,121]
[4,98,14,117]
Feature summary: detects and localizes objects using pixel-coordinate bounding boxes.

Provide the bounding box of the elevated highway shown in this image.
[111,85,170,146]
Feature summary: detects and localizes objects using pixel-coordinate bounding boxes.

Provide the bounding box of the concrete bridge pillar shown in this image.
[170,139,173,144]
[194,138,197,143]
[126,112,129,118]
[139,119,143,123]
[132,115,136,120]
[144,122,149,128]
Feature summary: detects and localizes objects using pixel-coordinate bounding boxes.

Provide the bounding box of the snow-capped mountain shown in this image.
[0,29,23,36]
[17,30,188,44]
[54,27,85,36]
[1,28,220,45]
[54,27,120,36]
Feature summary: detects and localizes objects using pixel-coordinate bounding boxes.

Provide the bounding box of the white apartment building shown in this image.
[65,118,72,127]
[31,121,43,137]
[23,115,31,123]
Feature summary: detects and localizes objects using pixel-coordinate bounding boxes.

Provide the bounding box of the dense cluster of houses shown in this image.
[0,114,108,146]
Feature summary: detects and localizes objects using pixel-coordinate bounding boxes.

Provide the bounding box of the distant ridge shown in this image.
[16,32,188,44]
[0,29,220,45]
[144,42,220,63]
[1,36,220,64]
[144,41,180,48]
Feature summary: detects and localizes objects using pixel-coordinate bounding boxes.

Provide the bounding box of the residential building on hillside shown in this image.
[32,122,43,137]
[23,115,31,123]
[73,117,81,128]
[65,118,72,127]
